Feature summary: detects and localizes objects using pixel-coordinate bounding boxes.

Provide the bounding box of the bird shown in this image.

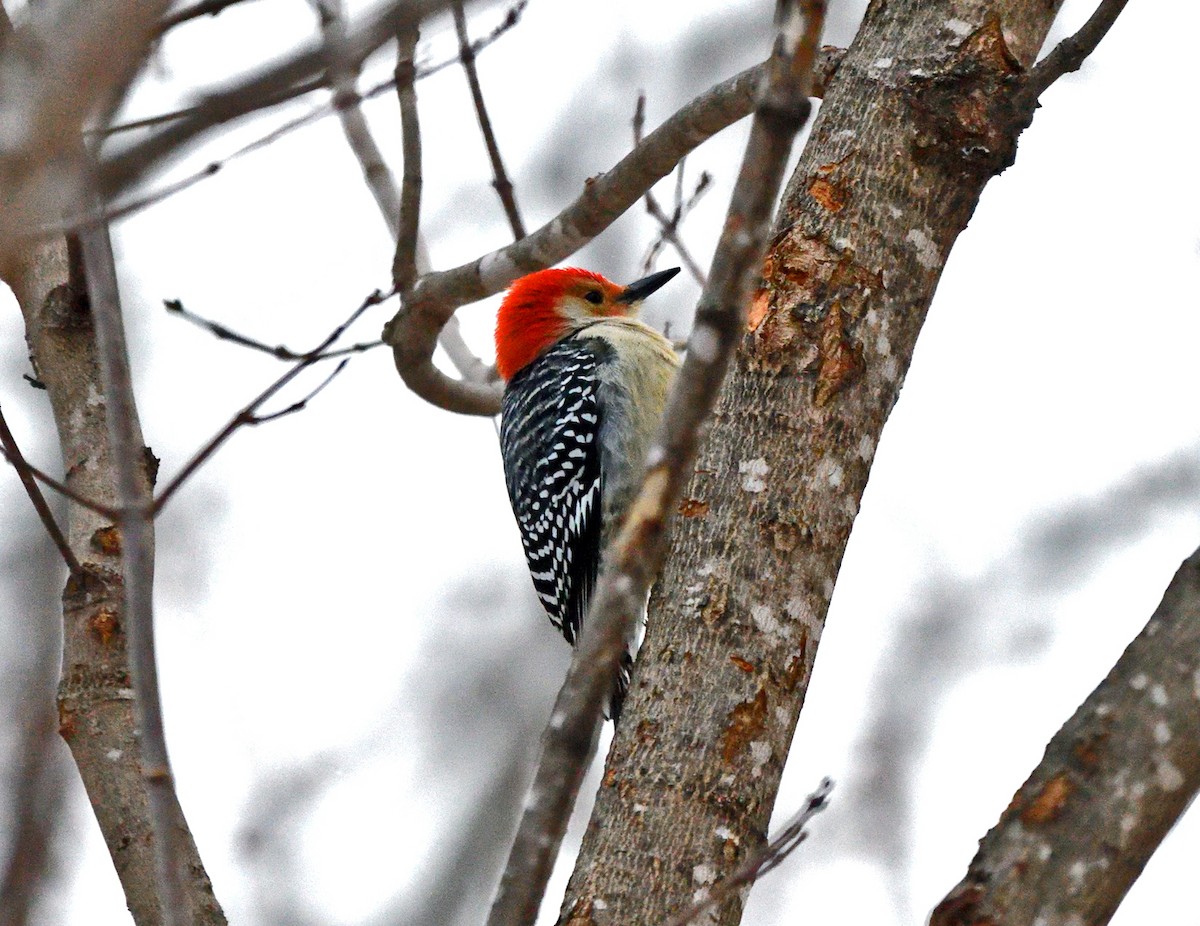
[495,265,681,721]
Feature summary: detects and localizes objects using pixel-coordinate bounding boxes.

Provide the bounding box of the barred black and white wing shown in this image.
[500,337,606,646]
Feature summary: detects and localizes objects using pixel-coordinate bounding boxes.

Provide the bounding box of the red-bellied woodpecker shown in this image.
[495,266,681,720]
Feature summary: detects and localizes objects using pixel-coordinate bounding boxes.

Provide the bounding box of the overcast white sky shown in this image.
[2,0,1199,924]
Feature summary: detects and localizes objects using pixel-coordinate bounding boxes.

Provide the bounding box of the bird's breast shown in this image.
[577,319,680,540]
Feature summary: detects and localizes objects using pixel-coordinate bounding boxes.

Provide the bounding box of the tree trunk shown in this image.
[3,238,224,926]
[562,1,1064,923]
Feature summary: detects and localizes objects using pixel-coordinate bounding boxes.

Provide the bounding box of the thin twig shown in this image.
[158,0,264,33]
[310,0,402,237]
[78,196,191,926]
[246,359,349,424]
[453,0,526,239]
[96,0,455,199]
[151,287,391,516]
[392,23,422,292]
[99,2,528,141]
[0,404,84,577]
[306,0,495,387]
[163,298,380,360]
[664,778,834,926]
[633,95,710,285]
[642,171,711,283]
[0,444,121,518]
[1022,0,1130,102]
[483,6,825,925]
[90,78,323,139]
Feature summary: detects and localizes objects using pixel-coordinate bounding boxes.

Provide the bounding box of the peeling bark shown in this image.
[561,2,1066,924]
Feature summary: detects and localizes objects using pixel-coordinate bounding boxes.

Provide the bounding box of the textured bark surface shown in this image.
[931,547,1200,926]
[561,2,1064,924]
[3,241,223,925]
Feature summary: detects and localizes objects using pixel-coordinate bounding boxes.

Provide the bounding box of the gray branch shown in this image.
[391,23,422,293]
[2,224,223,923]
[79,197,194,926]
[95,0,456,199]
[312,0,493,383]
[382,45,845,417]
[383,61,763,417]
[483,5,825,925]
[931,546,1200,926]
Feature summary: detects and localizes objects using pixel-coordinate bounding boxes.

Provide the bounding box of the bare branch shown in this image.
[931,545,1200,926]
[95,0,455,199]
[164,297,300,358]
[101,1,527,142]
[452,0,527,239]
[314,0,403,235]
[664,778,833,926]
[0,443,120,519]
[0,0,176,249]
[392,23,422,292]
[633,96,711,285]
[381,45,838,415]
[0,405,83,577]
[484,7,825,925]
[159,0,265,33]
[4,215,223,926]
[163,298,379,360]
[246,359,350,424]
[1022,0,1130,102]
[93,81,322,140]
[384,60,767,416]
[152,288,391,516]
[306,0,495,387]
[77,199,196,926]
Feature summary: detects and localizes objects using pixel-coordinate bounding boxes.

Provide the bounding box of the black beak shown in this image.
[616,267,680,304]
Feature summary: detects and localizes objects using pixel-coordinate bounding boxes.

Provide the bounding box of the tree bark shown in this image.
[930,546,1200,926]
[2,239,224,925]
[562,2,1065,924]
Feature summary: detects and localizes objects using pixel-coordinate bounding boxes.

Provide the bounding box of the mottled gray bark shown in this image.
[561,2,1068,924]
[931,547,1200,926]
[2,239,224,925]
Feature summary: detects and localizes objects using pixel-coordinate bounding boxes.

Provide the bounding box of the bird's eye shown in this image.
[584,290,604,305]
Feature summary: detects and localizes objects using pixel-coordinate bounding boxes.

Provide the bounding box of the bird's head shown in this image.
[494,266,680,381]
